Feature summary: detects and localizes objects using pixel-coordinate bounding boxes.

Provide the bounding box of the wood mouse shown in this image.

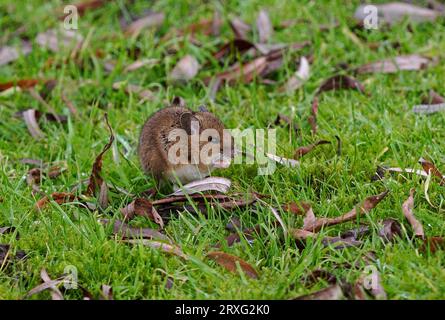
[138,105,233,187]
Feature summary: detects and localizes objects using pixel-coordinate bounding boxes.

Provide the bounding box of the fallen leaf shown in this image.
[36,29,83,53]
[316,74,366,95]
[266,153,299,167]
[378,218,403,242]
[120,198,164,228]
[206,251,258,279]
[101,219,170,242]
[293,283,345,300]
[0,227,15,235]
[100,284,113,300]
[220,224,262,247]
[85,113,114,196]
[25,269,66,300]
[294,140,331,159]
[35,192,77,209]
[209,56,268,85]
[256,9,273,43]
[356,54,432,74]
[280,56,310,92]
[19,158,44,167]
[226,217,242,232]
[98,181,109,210]
[303,190,389,232]
[229,17,251,39]
[304,269,338,286]
[422,90,445,105]
[39,268,64,300]
[402,189,424,238]
[419,157,445,185]
[61,92,79,116]
[0,244,26,266]
[58,0,105,18]
[124,239,188,260]
[124,58,158,73]
[421,236,445,253]
[354,2,439,25]
[308,97,319,135]
[282,201,311,215]
[21,109,45,139]
[124,12,164,37]
[0,42,32,66]
[0,79,40,92]
[169,55,200,82]
[213,39,255,61]
[170,177,231,196]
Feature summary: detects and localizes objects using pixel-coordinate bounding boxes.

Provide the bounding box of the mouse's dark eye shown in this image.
[208,136,213,142]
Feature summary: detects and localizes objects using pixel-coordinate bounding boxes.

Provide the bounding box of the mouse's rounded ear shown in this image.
[180,112,200,135]
[198,105,209,112]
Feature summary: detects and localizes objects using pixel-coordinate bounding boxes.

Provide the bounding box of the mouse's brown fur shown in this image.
[138,106,232,185]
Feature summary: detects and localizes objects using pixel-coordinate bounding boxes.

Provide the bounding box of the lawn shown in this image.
[1,0,445,300]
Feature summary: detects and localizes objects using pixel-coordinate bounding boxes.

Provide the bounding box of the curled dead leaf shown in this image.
[206,251,259,279]
[402,189,424,238]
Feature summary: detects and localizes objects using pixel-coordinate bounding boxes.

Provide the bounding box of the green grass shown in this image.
[1,0,445,300]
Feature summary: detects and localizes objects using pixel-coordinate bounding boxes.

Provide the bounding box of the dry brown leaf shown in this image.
[422,90,445,105]
[294,140,331,159]
[58,0,105,18]
[36,29,83,53]
[402,189,424,238]
[1,244,26,266]
[124,12,164,37]
[280,56,310,93]
[266,153,299,167]
[100,219,170,242]
[356,54,432,74]
[206,251,258,279]
[0,42,32,66]
[61,92,78,116]
[35,192,77,209]
[213,39,255,61]
[98,181,109,210]
[120,198,164,229]
[308,97,319,135]
[219,224,261,247]
[282,201,311,215]
[26,269,65,300]
[0,79,40,92]
[170,177,231,196]
[85,113,114,196]
[100,284,113,300]
[21,109,45,140]
[256,9,273,43]
[419,157,445,185]
[354,2,439,25]
[303,190,389,232]
[169,55,200,82]
[378,218,403,242]
[124,58,158,73]
[316,74,366,95]
[293,283,345,300]
[229,17,251,39]
[421,236,445,253]
[210,56,268,85]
